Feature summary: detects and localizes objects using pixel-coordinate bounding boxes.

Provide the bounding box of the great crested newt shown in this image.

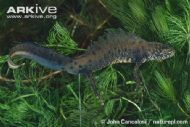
[8,29,175,104]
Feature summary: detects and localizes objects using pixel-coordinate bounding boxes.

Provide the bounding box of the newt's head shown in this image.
[159,44,175,60]
[147,42,175,61]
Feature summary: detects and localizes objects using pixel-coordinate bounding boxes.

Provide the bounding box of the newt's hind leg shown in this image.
[133,63,142,86]
[85,73,104,105]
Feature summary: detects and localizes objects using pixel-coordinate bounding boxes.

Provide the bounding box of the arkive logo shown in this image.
[6,4,57,14]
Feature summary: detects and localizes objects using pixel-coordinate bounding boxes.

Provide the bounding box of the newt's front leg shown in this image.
[133,63,142,85]
[133,63,144,103]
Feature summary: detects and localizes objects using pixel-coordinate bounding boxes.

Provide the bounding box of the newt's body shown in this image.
[8,29,175,104]
[66,29,175,74]
[8,29,175,74]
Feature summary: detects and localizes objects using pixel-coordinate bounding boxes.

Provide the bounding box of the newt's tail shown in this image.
[8,43,72,70]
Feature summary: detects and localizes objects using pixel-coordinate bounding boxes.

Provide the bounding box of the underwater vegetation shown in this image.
[0,0,190,126]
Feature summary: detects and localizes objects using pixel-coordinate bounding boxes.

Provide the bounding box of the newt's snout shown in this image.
[160,45,175,60]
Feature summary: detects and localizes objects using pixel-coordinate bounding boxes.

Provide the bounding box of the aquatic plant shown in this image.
[0,0,190,127]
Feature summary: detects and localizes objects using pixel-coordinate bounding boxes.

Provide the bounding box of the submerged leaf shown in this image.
[104,100,115,116]
[0,55,8,64]
[46,22,81,55]
[126,80,136,85]
[128,0,146,22]
[184,92,190,112]
[166,0,190,63]
[154,71,176,102]
[102,0,148,34]
[151,6,169,38]
[97,66,117,92]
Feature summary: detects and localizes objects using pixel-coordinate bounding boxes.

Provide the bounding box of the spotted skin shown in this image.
[8,29,175,104]
[63,29,175,75]
[9,38,174,75]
